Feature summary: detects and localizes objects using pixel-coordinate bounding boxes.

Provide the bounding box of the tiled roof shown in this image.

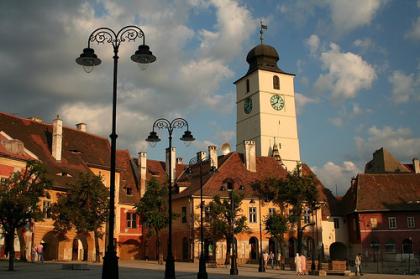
[173,152,332,203]
[0,112,111,188]
[116,150,140,205]
[341,173,420,213]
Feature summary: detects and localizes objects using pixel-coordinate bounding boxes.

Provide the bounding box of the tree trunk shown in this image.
[297,221,303,254]
[17,227,27,261]
[6,228,15,271]
[94,231,101,262]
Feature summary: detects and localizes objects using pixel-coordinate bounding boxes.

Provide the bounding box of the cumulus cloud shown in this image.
[328,0,382,34]
[295,93,318,113]
[355,126,420,161]
[405,17,420,40]
[315,43,377,100]
[388,70,420,103]
[0,0,256,159]
[312,161,361,195]
[306,34,320,55]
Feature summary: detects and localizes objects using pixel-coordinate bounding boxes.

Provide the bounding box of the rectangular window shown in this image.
[370,218,378,229]
[269,208,275,216]
[181,206,187,223]
[303,208,311,224]
[126,187,133,196]
[246,79,250,93]
[333,218,340,229]
[126,212,137,229]
[384,242,396,253]
[407,216,415,228]
[249,207,257,223]
[388,217,397,229]
[42,200,51,219]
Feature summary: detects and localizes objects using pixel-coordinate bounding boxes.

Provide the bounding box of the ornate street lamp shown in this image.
[76,25,155,279]
[187,154,217,279]
[146,118,195,279]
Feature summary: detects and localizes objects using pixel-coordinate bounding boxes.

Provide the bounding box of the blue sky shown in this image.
[0,0,419,194]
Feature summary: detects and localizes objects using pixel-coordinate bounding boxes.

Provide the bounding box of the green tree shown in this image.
[277,165,318,254]
[253,164,318,254]
[0,161,51,271]
[206,191,248,264]
[265,213,288,253]
[52,172,108,262]
[135,178,168,263]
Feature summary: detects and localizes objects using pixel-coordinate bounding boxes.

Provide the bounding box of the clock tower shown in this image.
[235,42,301,171]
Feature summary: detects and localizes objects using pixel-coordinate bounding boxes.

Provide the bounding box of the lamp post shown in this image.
[255,198,265,272]
[76,25,155,279]
[226,182,239,275]
[187,155,217,279]
[146,118,195,279]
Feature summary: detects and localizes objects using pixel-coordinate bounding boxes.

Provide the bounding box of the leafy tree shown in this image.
[277,165,318,254]
[52,172,108,262]
[253,164,318,254]
[206,191,248,264]
[0,161,51,271]
[264,213,288,252]
[135,178,168,263]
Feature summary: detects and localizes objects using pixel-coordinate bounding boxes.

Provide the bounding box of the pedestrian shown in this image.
[355,253,362,276]
[295,253,302,275]
[31,246,37,262]
[36,242,44,263]
[276,251,282,270]
[269,251,275,269]
[263,251,269,269]
[300,253,307,275]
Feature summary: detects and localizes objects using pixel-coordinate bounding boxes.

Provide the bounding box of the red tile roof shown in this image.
[341,173,420,213]
[0,112,111,188]
[116,149,140,205]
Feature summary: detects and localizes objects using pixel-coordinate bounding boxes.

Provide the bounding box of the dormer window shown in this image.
[273,75,280,89]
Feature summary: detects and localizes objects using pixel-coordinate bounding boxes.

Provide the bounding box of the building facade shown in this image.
[0,112,142,261]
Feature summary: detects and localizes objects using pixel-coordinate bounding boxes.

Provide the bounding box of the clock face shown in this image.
[270,94,285,111]
[244,97,252,114]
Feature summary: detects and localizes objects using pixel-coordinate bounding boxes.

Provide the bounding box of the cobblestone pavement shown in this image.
[0,260,418,279]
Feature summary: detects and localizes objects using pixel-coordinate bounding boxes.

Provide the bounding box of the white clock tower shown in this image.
[235,42,301,171]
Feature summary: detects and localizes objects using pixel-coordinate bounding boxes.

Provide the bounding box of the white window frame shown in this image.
[388,217,397,229]
[407,216,415,228]
[126,212,137,229]
[249,207,257,223]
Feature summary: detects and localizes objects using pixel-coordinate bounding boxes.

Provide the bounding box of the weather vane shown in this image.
[260,20,267,44]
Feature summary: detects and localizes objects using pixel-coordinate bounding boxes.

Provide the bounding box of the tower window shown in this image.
[246,79,250,93]
[273,75,280,89]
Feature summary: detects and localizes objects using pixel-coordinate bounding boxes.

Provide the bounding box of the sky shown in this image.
[0,0,419,195]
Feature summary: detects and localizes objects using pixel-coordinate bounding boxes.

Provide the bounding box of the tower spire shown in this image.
[260,20,267,44]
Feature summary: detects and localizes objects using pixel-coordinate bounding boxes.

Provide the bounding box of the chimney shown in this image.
[244,140,256,172]
[176,157,183,164]
[413,158,420,174]
[52,115,63,161]
[166,147,176,183]
[76,123,87,132]
[208,145,218,169]
[197,151,207,162]
[138,152,147,197]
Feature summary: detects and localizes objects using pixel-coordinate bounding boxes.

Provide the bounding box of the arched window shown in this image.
[273,75,280,89]
[246,79,250,93]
